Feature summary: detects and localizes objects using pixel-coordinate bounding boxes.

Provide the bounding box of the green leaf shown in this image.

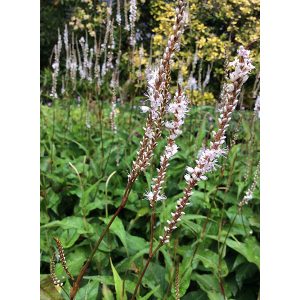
[76,279,100,300]
[207,291,225,300]
[139,285,160,300]
[40,275,64,300]
[110,258,127,300]
[116,248,149,273]
[64,247,87,276]
[60,229,80,248]
[136,207,150,218]
[102,216,128,254]
[192,274,224,300]
[41,217,94,235]
[182,290,207,300]
[225,237,260,269]
[102,284,114,300]
[196,249,229,277]
[47,191,60,214]
[41,210,50,225]
[80,179,103,212]
[207,235,260,269]
[126,233,148,253]
[192,273,219,292]
[142,262,167,299]
[235,263,258,289]
[84,275,114,285]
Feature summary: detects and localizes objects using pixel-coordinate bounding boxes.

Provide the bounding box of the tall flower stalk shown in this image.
[69,2,188,299]
[129,0,187,181]
[160,46,254,245]
[131,46,255,299]
[124,0,130,31]
[116,0,121,26]
[147,84,189,255]
[50,30,62,99]
[129,0,137,47]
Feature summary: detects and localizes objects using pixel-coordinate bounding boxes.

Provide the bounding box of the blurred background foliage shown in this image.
[41,0,259,106]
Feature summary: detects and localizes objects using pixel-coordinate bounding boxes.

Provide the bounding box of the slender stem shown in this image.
[217,212,238,299]
[50,101,56,174]
[175,262,180,300]
[70,177,137,300]
[163,238,179,300]
[219,212,238,261]
[131,244,162,300]
[190,208,211,268]
[98,97,104,176]
[149,202,156,255]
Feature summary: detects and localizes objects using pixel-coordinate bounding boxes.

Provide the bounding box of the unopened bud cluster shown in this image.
[53,237,74,281]
[50,252,63,287]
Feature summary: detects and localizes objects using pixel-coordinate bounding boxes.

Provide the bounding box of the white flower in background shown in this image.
[254,95,260,118]
[188,76,198,91]
[129,0,137,46]
[116,14,121,25]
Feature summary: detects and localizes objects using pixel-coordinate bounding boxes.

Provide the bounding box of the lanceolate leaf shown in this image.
[110,258,128,300]
[102,216,128,254]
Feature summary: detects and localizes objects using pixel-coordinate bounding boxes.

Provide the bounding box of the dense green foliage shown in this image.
[40,1,260,299]
[40,100,260,299]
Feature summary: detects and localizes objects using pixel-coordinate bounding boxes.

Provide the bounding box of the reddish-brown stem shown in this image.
[149,202,156,255]
[131,244,162,300]
[70,176,137,300]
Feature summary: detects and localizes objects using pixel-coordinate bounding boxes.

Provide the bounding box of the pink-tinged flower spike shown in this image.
[70,34,77,90]
[160,46,255,245]
[146,85,189,208]
[129,0,137,47]
[124,0,130,31]
[110,78,118,135]
[64,25,71,72]
[79,36,89,80]
[239,163,260,210]
[116,0,121,26]
[129,0,187,182]
[50,30,62,99]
